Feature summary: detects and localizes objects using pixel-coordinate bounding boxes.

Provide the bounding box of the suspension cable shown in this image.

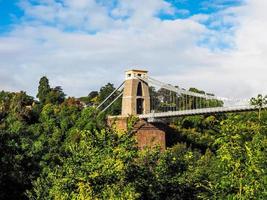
[148,76,222,100]
[97,81,125,109]
[100,91,124,113]
[136,75,219,100]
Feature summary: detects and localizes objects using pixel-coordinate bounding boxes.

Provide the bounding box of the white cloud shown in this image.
[173,0,267,99]
[0,0,266,100]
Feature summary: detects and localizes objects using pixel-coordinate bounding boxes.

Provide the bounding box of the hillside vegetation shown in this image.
[0,77,266,199]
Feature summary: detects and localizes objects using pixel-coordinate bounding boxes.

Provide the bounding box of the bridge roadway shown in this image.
[138,105,267,119]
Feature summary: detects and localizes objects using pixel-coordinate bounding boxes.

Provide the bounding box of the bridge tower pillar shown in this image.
[121,69,150,116]
[109,69,165,151]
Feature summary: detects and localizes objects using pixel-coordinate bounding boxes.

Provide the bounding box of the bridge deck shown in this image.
[139,105,265,119]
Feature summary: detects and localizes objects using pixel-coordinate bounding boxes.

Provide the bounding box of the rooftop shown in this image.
[125,69,148,73]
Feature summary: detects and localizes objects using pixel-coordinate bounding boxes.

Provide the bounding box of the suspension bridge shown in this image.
[100,69,265,150]
[98,69,263,120]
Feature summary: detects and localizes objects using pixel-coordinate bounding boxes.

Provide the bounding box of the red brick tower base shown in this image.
[108,116,166,150]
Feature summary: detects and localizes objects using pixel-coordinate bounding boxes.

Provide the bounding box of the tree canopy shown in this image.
[0,77,266,199]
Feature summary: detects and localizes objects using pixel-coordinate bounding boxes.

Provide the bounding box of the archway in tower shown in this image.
[136,98,144,114]
[137,82,143,96]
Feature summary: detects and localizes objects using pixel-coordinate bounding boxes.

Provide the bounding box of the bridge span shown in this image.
[103,69,264,150]
[139,105,265,119]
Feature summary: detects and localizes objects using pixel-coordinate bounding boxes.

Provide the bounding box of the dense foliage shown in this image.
[0,77,266,199]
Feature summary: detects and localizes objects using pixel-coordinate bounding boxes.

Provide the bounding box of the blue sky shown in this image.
[0,0,243,33]
[0,0,23,32]
[0,0,243,50]
[0,0,243,51]
[0,0,266,99]
[160,0,243,19]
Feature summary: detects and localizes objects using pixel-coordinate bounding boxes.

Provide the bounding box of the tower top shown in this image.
[126,69,148,73]
[125,69,148,80]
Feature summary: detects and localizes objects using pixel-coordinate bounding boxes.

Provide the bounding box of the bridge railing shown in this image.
[139,105,262,119]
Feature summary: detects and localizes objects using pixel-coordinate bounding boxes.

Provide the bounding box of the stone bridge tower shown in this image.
[109,69,165,151]
[121,69,150,116]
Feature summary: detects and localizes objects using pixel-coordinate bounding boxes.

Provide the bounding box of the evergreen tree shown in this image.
[37,76,51,104]
[37,77,66,105]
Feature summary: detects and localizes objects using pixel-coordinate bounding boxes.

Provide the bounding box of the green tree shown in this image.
[37,77,66,105]
[28,126,139,199]
[199,115,267,199]
[37,76,51,104]
[98,83,122,115]
[0,91,39,200]
[79,91,99,106]
[88,91,99,101]
[250,94,267,120]
[46,86,66,104]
